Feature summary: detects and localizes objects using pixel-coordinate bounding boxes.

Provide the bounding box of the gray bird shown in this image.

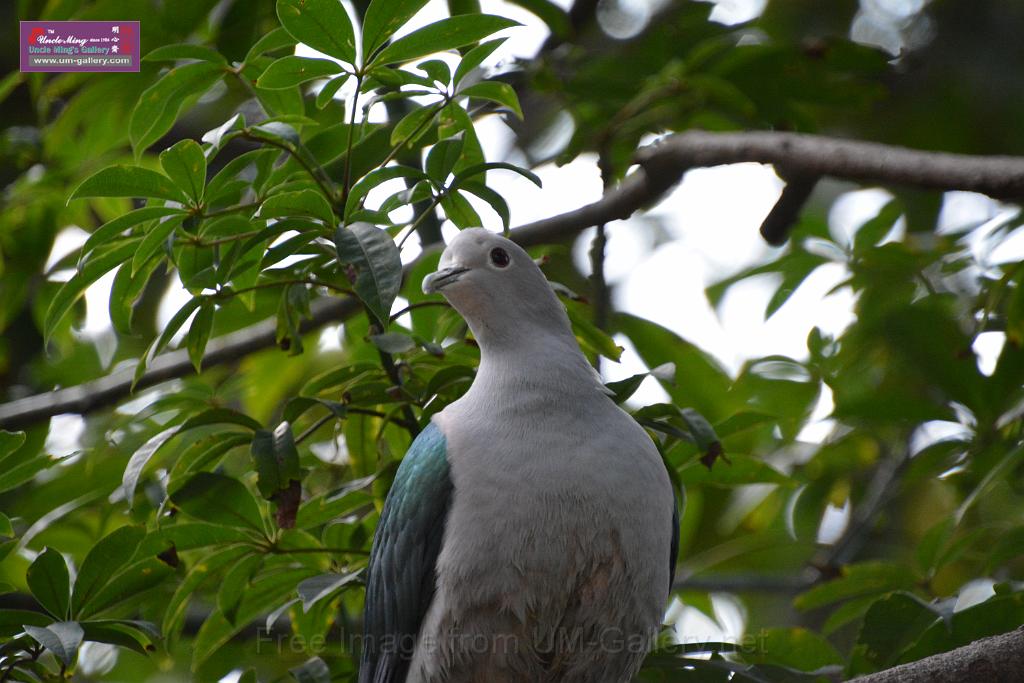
[360,228,678,683]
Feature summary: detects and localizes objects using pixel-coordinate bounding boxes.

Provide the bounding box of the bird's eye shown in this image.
[489,247,511,268]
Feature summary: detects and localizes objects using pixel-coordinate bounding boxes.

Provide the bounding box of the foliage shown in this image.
[1,0,1023,681]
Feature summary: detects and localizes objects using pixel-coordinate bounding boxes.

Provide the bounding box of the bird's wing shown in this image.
[360,421,453,683]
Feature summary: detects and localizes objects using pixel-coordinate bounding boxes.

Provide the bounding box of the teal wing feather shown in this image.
[360,422,452,683]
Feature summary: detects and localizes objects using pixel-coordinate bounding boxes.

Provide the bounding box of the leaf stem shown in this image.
[342,73,364,202]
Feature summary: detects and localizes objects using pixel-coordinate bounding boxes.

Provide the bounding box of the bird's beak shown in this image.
[422,266,470,294]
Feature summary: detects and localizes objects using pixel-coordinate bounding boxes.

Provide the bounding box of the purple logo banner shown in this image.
[20,21,140,73]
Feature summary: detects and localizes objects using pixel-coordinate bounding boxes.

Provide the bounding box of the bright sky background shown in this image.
[39,0,1023,660]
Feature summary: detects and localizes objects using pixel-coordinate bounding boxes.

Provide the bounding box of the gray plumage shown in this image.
[361,228,677,683]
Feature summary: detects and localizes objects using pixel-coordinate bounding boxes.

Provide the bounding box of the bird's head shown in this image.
[422,228,570,348]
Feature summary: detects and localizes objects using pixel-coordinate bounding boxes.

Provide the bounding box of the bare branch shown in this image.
[636,130,1024,199]
[637,130,1024,243]
[850,626,1024,683]
[4,131,1024,428]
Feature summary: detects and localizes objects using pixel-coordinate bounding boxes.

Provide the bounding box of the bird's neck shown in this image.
[461,330,610,416]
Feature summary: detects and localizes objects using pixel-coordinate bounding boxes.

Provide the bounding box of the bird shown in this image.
[360,228,678,683]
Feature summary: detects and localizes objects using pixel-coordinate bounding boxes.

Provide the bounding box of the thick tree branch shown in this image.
[636,130,1024,199]
[637,130,1024,244]
[4,131,1024,428]
[850,626,1024,683]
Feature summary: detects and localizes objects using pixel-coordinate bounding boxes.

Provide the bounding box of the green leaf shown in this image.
[132,214,186,275]
[129,61,224,154]
[0,512,11,538]
[856,592,941,670]
[450,161,541,189]
[345,165,428,219]
[192,571,319,671]
[26,548,70,619]
[70,166,187,203]
[257,55,345,89]
[0,431,26,462]
[742,626,842,671]
[565,301,622,361]
[372,15,519,66]
[440,190,481,228]
[261,189,336,225]
[82,207,186,258]
[187,301,215,372]
[168,433,253,490]
[390,102,442,146]
[677,454,790,487]
[615,313,733,420]
[71,526,146,618]
[458,80,523,118]
[0,609,51,638]
[0,453,55,495]
[23,622,83,667]
[144,44,227,64]
[897,591,1024,665]
[81,620,160,655]
[76,558,175,620]
[296,572,360,612]
[245,27,298,63]
[49,235,140,336]
[122,427,179,508]
[170,472,266,533]
[133,296,203,388]
[418,59,451,85]
[795,561,916,611]
[334,222,403,325]
[160,139,207,205]
[179,408,263,432]
[453,38,505,84]
[315,74,349,109]
[163,545,251,645]
[217,554,263,624]
[679,408,722,459]
[142,523,262,556]
[426,138,464,184]
[362,0,431,58]
[251,423,302,500]
[283,397,347,423]
[277,0,356,64]
[853,199,902,252]
[458,182,510,232]
[605,373,646,404]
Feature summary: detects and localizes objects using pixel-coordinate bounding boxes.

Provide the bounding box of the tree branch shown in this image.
[4,131,1024,428]
[636,130,1024,199]
[850,626,1024,683]
[636,130,1024,244]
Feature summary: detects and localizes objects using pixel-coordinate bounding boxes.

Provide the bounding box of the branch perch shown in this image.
[3,130,1024,428]
[849,626,1024,683]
